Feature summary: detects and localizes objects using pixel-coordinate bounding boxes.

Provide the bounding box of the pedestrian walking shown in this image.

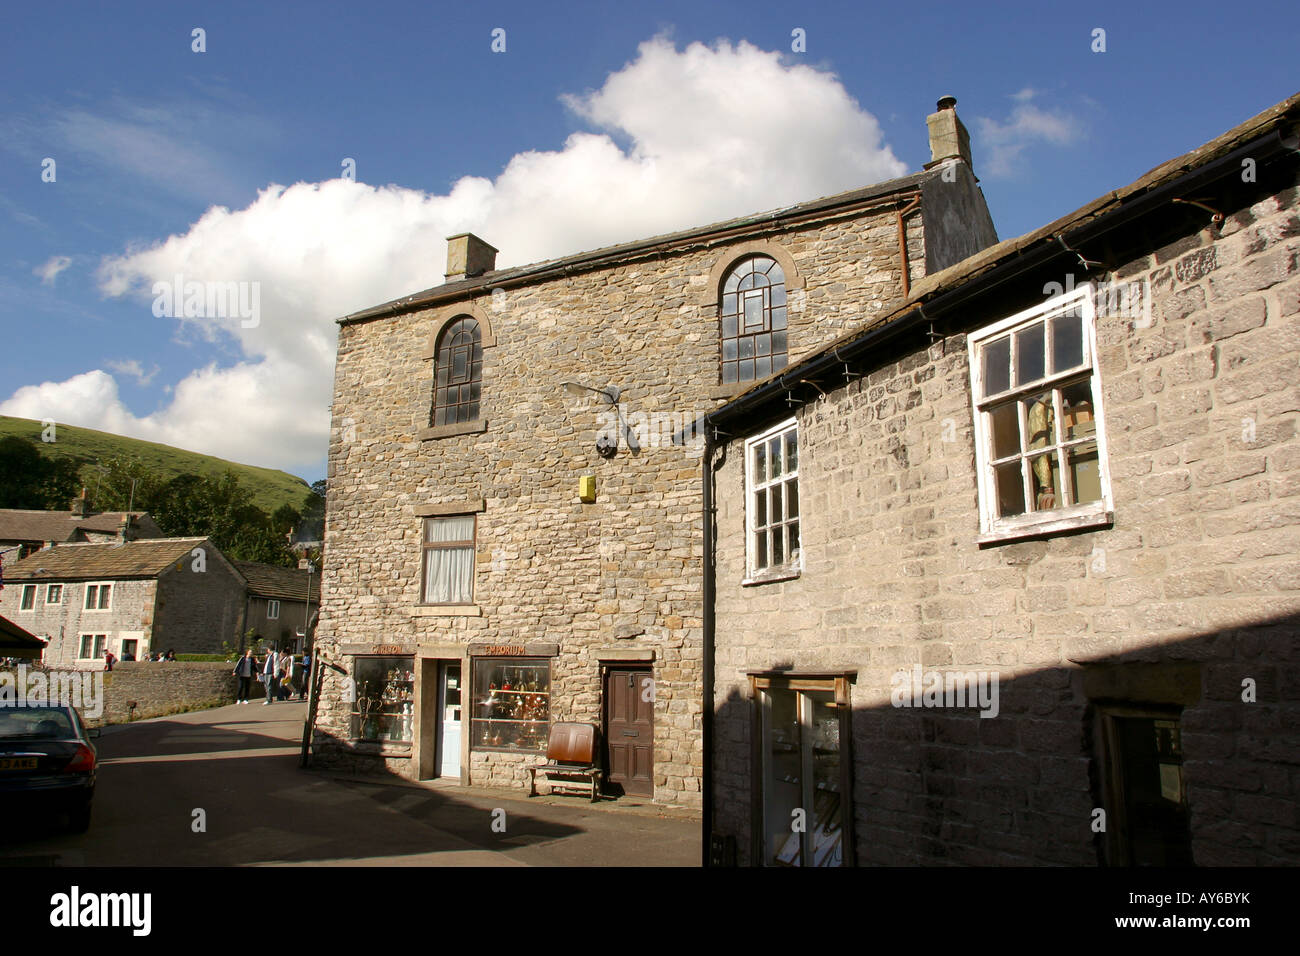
[103,649,116,672]
[262,646,277,704]
[232,648,257,704]
[277,649,292,701]
[299,649,312,701]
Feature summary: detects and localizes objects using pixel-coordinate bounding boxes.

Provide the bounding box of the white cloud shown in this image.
[6,36,908,474]
[975,100,1083,177]
[34,255,72,285]
[104,359,160,387]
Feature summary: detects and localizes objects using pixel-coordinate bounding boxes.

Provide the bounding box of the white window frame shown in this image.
[267,599,280,620]
[19,584,37,612]
[743,418,802,585]
[45,583,63,605]
[84,582,113,611]
[968,285,1114,543]
[421,515,477,606]
[78,633,108,660]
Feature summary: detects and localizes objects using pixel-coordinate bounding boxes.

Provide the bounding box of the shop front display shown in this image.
[471,657,550,752]
[350,656,416,743]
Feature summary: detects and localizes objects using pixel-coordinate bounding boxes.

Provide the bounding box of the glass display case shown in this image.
[350,656,415,743]
[471,658,550,752]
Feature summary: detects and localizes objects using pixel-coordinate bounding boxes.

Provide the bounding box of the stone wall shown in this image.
[316,183,977,805]
[711,170,1300,862]
[96,661,239,725]
[154,547,247,656]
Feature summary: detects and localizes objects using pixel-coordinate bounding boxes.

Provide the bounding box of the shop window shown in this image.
[20,585,36,611]
[745,418,800,582]
[720,255,789,385]
[350,656,415,743]
[45,584,62,605]
[421,516,475,604]
[84,582,113,610]
[78,634,108,659]
[751,673,854,866]
[1094,707,1194,866]
[432,316,483,426]
[471,658,550,753]
[267,599,280,620]
[968,285,1113,542]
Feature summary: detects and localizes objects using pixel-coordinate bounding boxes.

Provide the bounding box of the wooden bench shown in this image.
[528,722,602,802]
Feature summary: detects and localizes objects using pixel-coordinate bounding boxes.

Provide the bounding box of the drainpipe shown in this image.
[701,428,716,867]
[896,195,922,298]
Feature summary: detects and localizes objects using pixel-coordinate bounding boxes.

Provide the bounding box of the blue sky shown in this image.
[1,0,1296,482]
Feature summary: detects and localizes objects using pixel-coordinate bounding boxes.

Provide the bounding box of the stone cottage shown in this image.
[0,490,163,561]
[314,99,1000,804]
[701,92,1300,865]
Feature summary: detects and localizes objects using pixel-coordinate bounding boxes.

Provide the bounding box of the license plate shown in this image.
[0,757,38,770]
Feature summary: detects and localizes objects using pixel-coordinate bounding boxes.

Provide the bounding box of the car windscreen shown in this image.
[0,707,77,739]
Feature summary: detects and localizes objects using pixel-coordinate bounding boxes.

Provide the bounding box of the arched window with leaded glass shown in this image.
[720,255,788,384]
[432,316,482,426]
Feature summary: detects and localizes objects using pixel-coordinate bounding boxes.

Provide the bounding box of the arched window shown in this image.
[720,255,788,384]
[432,316,482,426]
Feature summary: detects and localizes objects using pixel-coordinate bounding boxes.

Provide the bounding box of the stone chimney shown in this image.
[70,488,90,518]
[445,233,498,282]
[118,514,138,543]
[925,95,973,170]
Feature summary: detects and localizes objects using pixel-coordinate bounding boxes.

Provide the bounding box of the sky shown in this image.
[1,0,1296,484]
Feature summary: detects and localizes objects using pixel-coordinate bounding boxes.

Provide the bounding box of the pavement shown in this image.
[0,699,700,867]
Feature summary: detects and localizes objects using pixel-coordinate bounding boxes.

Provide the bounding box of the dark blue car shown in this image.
[0,704,98,832]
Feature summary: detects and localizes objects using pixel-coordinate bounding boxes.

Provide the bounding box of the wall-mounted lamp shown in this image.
[559,380,641,456]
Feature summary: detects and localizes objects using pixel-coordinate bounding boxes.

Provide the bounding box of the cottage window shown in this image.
[20,585,36,611]
[432,317,483,426]
[721,256,789,385]
[78,634,108,659]
[745,419,800,582]
[45,584,63,605]
[968,285,1113,542]
[267,599,280,620]
[421,516,475,604]
[84,583,112,610]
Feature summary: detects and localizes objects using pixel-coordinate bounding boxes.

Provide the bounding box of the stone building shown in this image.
[314,100,999,804]
[0,537,248,665]
[235,560,321,652]
[702,92,1300,864]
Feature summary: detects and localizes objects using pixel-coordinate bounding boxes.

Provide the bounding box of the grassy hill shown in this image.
[0,416,312,515]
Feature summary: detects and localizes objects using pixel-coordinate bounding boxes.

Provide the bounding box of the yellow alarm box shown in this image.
[579,475,597,503]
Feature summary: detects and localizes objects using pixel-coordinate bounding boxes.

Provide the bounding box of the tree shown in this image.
[0,436,82,509]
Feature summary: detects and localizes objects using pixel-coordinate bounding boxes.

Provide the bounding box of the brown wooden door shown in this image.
[604,668,654,796]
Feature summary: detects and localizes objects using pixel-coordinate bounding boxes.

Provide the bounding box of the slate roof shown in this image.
[0,509,162,545]
[1,538,210,581]
[233,561,320,603]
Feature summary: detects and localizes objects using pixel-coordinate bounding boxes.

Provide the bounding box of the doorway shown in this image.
[603,666,654,797]
[436,661,462,779]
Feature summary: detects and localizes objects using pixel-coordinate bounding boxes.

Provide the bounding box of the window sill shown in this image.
[419,419,487,441]
[742,562,802,587]
[347,740,413,756]
[978,509,1114,546]
[412,605,482,617]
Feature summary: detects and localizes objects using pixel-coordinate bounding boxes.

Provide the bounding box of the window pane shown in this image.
[1030,449,1061,511]
[1051,310,1084,373]
[722,314,737,338]
[772,529,784,565]
[754,491,767,528]
[724,273,740,294]
[770,285,786,308]
[1015,322,1046,386]
[1068,440,1102,505]
[756,334,771,356]
[988,402,1021,460]
[772,330,787,354]
[769,437,783,477]
[740,359,754,380]
[764,689,803,865]
[768,262,785,283]
[770,486,783,523]
[1061,380,1096,440]
[771,307,787,331]
[754,442,767,483]
[995,461,1026,517]
[785,432,798,473]
[452,348,468,381]
[755,356,771,378]
[787,480,799,518]
[789,520,800,555]
[426,516,475,543]
[983,337,1011,396]
[756,534,768,569]
[739,337,754,359]
[1024,392,1056,451]
[100,585,111,609]
[809,692,845,866]
[722,363,737,384]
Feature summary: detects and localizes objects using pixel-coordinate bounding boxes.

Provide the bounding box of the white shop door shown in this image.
[439,662,462,778]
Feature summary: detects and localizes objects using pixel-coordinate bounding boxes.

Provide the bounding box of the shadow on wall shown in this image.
[712,609,1299,867]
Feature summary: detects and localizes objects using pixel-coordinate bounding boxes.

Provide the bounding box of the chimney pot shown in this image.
[937,96,957,111]
[445,233,498,282]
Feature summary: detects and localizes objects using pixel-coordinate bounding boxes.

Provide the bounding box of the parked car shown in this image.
[0,704,98,832]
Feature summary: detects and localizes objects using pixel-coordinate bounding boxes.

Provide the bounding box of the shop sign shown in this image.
[485,645,527,656]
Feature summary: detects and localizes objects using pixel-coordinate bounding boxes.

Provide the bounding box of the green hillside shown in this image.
[0,416,312,515]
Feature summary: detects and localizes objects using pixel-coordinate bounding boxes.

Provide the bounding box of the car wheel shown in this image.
[68,804,92,833]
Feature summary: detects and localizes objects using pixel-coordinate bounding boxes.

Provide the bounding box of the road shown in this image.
[0,701,699,867]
